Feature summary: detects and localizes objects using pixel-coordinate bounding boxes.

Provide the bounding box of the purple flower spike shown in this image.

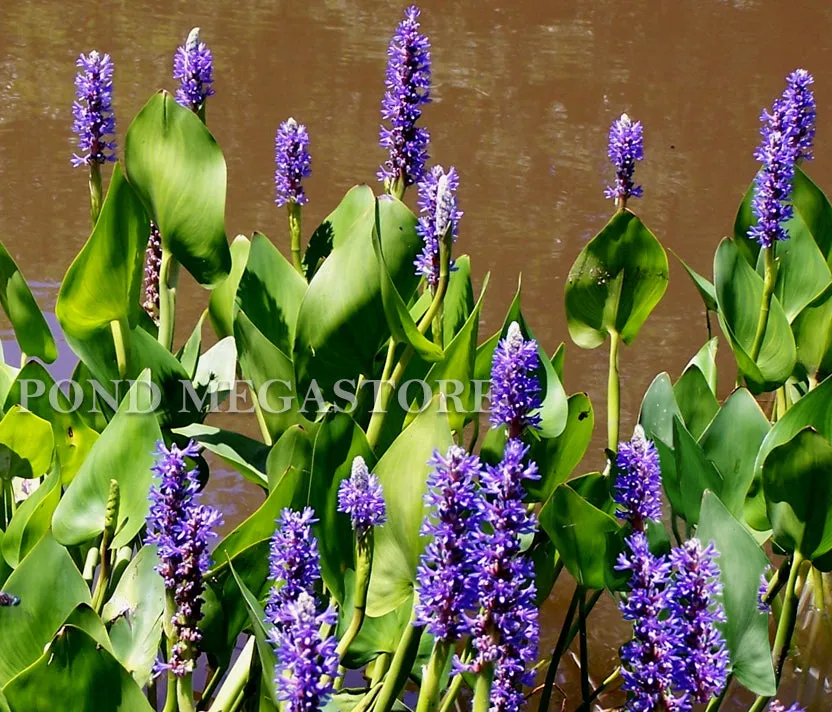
[614,425,663,530]
[173,28,214,112]
[669,539,729,705]
[270,591,340,712]
[71,51,117,167]
[378,5,431,190]
[337,456,386,536]
[770,702,805,712]
[265,507,321,623]
[757,569,771,613]
[615,531,685,712]
[604,113,644,206]
[142,223,162,323]
[748,69,816,248]
[489,321,543,438]
[274,118,312,207]
[415,165,462,288]
[146,440,222,677]
[415,445,483,641]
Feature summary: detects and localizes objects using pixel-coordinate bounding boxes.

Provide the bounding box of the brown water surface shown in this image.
[2,0,832,708]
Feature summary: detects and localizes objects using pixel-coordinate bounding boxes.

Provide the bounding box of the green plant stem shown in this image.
[163,671,178,712]
[437,671,464,712]
[578,588,591,705]
[288,203,304,275]
[110,318,130,379]
[704,673,732,712]
[415,640,451,712]
[353,683,383,712]
[763,557,792,609]
[91,479,119,614]
[749,246,776,365]
[472,665,493,712]
[208,637,254,712]
[250,388,273,446]
[538,585,582,712]
[576,667,622,711]
[177,675,197,712]
[82,546,100,584]
[158,248,181,352]
[106,546,133,598]
[336,533,375,662]
[198,664,227,710]
[88,162,103,228]
[607,331,621,452]
[372,618,424,712]
[369,653,391,687]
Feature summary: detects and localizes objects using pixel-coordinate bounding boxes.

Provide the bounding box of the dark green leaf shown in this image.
[209,235,250,339]
[1,466,60,567]
[671,249,718,313]
[673,364,719,440]
[174,423,269,489]
[673,417,722,525]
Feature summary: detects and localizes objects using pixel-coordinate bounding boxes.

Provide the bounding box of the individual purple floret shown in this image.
[0,592,20,607]
[146,440,222,677]
[466,440,540,712]
[489,321,543,438]
[614,425,663,531]
[173,27,214,112]
[265,507,321,623]
[415,445,483,641]
[757,569,771,613]
[378,5,431,190]
[668,539,729,705]
[770,702,805,712]
[616,531,685,712]
[142,223,162,323]
[274,118,312,207]
[337,456,386,536]
[748,69,816,248]
[414,165,462,288]
[270,591,340,712]
[604,113,644,207]
[71,51,117,167]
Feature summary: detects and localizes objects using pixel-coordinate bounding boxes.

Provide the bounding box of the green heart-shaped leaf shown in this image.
[0,406,53,481]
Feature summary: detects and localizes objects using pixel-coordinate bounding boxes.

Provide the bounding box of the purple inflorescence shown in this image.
[270,592,339,712]
[748,69,816,248]
[770,702,805,712]
[614,425,664,530]
[466,439,540,712]
[265,507,321,623]
[415,445,483,641]
[414,165,462,288]
[616,531,686,712]
[757,569,771,613]
[0,592,20,607]
[146,440,222,677]
[274,118,312,207]
[668,539,729,705]
[378,5,431,188]
[71,51,117,167]
[604,113,644,205]
[142,223,162,323]
[173,28,214,112]
[489,321,543,438]
[337,456,386,536]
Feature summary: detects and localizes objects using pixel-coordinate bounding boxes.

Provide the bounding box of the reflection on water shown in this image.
[2,0,832,707]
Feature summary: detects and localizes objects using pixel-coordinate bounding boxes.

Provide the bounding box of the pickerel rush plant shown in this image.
[0,7,828,712]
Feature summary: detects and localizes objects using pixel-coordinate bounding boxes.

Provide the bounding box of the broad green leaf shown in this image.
[367,395,452,617]
[56,164,149,338]
[176,309,206,380]
[0,243,56,363]
[474,330,500,383]
[124,91,231,286]
[714,237,795,391]
[0,406,53,480]
[0,535,90,685]
[174,423,269,489]
[52,371,162,548]
[671,249,718,313]
[191,335,238,411]
[442,255,475,347]
[527,393,594,503]
[539,484,620,590]
[686,337,718,395]
[673,364,719,440]
[102,545,164,688]
[638,372,681,448]
[0,531,11,585]
[237,232,307,357]
[209,235,250,338]
[699,388,770,518]
[293,187,421,407]
[696,492,776,696]
[266,424,315,492]
[673,417,722,525]
[791,286,832,380]
[2,626,153,712]
[565,210,668,348]
[309,412,375,604]
[551,343,566,383]
[762,428,832,560]
[1,466,60,567]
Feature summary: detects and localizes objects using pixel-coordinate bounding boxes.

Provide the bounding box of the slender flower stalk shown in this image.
[173,28,214,115]
[415,165,462,290]
[378,5,431,198]
[613,425,663,531]
[142,223,162,324]
[668,539,729,705]
[489,322,543,439]
[275,118,312,274]
[604,113,643,210]
[146,441,221,682]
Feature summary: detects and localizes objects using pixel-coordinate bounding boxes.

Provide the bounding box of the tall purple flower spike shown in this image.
[173,27,215,112]
[614,425,663,530]
[489,321,542,438]
[337,455,386,536]
[275,118,312,207]
[604,113,643,206]
[146,440,222,677]
[71,51,117,167]
[378,5,431,190]
[415,165,462,288]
